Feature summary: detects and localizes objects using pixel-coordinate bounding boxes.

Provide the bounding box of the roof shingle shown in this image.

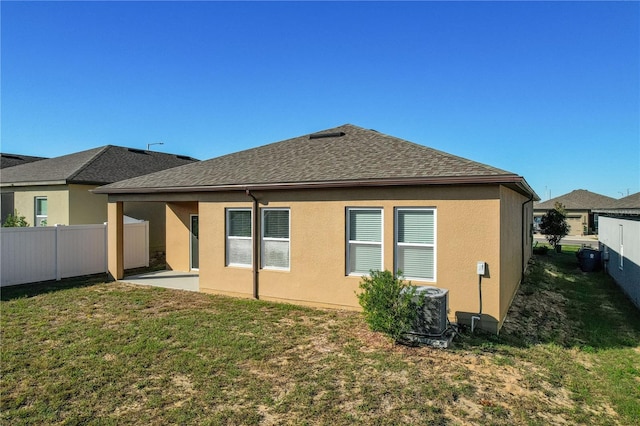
[0,146,198,186]
[1,153,48,169]
[534,189,617,210]
[612,192,640,209]
[592,192,640,214]
[97,124,526,193]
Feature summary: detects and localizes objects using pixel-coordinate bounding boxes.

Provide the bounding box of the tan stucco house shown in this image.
[534,189,617,236]
[0,146,198,252]
[1,152,48,223]
[95,124,539,333]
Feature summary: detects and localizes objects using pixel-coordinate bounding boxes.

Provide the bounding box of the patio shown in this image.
[120,270,199,292]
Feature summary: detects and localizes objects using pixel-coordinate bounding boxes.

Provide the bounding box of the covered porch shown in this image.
[107,200,200,282]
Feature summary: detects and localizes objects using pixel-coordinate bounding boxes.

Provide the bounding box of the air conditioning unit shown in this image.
[406,286,449,336]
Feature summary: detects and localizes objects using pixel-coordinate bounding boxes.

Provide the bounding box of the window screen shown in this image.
[347,209,382,275]
[227,209,252,267]
[396,209,435,280]
[262,209,290,269]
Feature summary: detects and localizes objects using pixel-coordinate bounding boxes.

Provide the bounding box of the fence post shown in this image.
[145,221,150,267]
[103,223,108,273]
[55,224,62,281]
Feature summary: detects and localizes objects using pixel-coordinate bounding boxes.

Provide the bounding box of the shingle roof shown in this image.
[96,124,535,197]
[0,153,48,169]
[592,192,640,214]
[612,192,640,209]
[0,146,198,186]
[534,189,617,210]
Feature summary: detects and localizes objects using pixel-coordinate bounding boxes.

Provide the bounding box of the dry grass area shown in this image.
[2,251,639,425]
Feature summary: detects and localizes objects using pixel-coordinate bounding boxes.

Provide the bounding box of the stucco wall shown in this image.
[199,195,255,298]
[124,202,167,253]
[191,186,506,331]
[566,211,588,236]
[499,186,533,330]
[11,186,69,226]
[68,184,107,225]
[166,202,198,272]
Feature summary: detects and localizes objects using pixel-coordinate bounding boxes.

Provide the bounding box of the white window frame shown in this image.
[226,208,252,268]
[619,224,624,270]
[394,207,437,282]
[261,208,290,271]
[34,196,48,227]
[346,208,384,276]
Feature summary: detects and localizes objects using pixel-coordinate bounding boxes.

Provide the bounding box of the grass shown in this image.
[2,251,639,425]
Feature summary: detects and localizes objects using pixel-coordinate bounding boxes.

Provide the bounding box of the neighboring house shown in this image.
[533,189,617,236]
[96,124,538,333]
[0,146,198,253]
[594,193,640,310]
[1,153,48,169]
[1,153,48,222]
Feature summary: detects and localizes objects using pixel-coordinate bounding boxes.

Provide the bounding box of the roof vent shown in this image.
[175,155,195,161]
[309,131,346,139]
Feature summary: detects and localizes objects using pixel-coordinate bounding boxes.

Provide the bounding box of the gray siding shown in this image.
[599,216,640,310]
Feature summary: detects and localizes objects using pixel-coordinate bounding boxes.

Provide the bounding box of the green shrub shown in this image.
[2,210,29,227]
[356,270,421,341]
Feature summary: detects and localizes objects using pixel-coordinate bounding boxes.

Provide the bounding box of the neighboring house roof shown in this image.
[95,124,538,199]
[0,153,48,169]
[534,189,617,211]
[1,146,199,187]
[592,192,640,216]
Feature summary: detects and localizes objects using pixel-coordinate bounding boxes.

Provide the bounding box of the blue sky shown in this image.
[2,1,638,200]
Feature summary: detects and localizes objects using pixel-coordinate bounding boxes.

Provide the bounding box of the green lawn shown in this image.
[2,251,639,425]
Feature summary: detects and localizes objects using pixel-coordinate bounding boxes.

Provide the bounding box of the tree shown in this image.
[2,210,29,227]
[539,202,569,248]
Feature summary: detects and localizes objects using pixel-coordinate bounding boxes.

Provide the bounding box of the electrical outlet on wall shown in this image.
[477,261,486,275]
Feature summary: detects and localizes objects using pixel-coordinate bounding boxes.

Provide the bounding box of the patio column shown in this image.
[107,201,124,280]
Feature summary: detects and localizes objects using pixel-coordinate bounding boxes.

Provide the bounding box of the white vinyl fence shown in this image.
[1,222,149,287]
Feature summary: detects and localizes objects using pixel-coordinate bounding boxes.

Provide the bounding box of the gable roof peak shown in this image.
[535,189,617,210]
[96,124,537,200]
[0,144,198,186]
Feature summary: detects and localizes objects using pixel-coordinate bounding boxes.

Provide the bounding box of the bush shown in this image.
[533,245,549,255]
[356,270,422,341]
[2,210,29,227]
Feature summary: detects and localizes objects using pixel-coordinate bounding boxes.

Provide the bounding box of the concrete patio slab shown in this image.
[119,270,199,292]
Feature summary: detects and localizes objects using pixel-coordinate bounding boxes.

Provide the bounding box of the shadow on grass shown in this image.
[459,251,640,351]
[1,260,168,302]
[1,273,111,301]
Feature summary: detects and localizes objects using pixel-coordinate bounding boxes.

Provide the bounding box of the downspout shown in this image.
[246,189,259,299]
[521,193,534,282]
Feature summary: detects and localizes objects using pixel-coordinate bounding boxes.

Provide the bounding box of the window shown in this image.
[262,209,290,270]
[395,208,436,281]
[35,197,48,227]
[190,215,199,270]
[619,224,624,270]
[346,208,383,275]
[226,209,252,267]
